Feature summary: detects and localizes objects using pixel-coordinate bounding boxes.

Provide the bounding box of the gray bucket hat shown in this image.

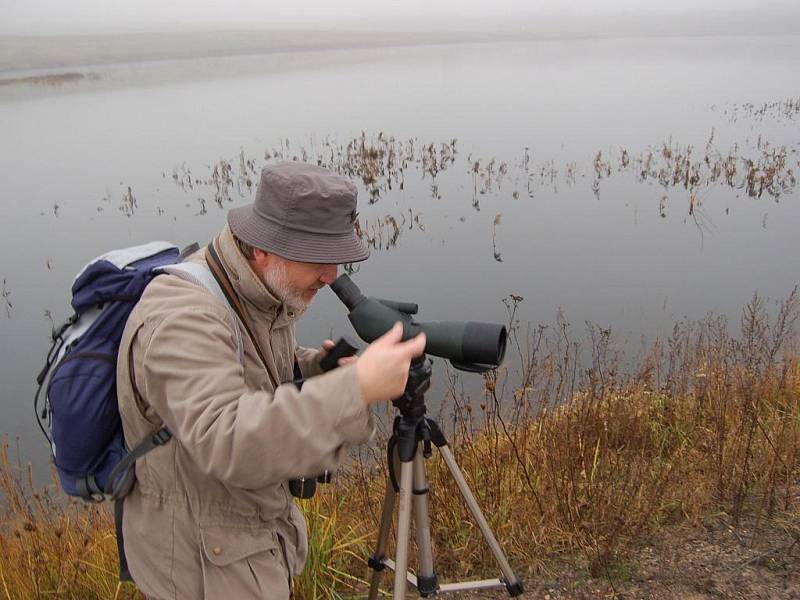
[228,162,369,264]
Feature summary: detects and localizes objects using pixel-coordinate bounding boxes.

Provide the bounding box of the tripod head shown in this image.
[329,274,507,373]
[391,355,432,421]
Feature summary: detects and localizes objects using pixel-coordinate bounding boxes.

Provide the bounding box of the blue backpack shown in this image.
[34,241,241,502]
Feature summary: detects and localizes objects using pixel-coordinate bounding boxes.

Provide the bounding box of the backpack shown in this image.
[34,241,243,502]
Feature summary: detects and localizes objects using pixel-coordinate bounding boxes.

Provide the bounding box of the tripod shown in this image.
[366,356,524,598]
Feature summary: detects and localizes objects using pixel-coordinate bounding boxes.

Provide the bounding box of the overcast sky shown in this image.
[1,0,796,36]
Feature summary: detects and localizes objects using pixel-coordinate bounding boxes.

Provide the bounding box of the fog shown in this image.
[2,0,799,36]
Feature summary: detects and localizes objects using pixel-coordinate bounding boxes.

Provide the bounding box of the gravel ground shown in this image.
[423,510,800,599]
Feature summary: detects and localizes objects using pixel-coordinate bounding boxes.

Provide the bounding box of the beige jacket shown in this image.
[117,226,372,599]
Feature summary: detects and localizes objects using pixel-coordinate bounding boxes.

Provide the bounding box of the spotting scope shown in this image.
[329,274,507,372]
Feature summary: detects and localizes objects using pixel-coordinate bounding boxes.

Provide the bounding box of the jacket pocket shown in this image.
[199,525,290,599]
[285,504,309,577]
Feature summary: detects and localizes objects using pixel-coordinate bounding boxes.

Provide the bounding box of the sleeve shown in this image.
[137,306,374,490]
[295,345,325,378]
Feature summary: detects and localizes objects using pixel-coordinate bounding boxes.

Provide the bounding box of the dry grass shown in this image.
[2,291,799,598]
[0,444,139,599]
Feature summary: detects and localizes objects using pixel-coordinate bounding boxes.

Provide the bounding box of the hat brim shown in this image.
[228,205,370,264]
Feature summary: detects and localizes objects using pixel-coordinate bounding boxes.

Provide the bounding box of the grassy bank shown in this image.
[2,291,799,598]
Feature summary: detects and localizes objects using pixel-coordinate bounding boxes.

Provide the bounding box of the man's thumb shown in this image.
[402,331,427,357]
[376,321,404,345]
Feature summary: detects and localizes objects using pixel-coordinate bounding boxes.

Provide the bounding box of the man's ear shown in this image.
[252,247,271,269]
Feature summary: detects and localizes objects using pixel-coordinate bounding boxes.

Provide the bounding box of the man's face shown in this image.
[255,251,338,309]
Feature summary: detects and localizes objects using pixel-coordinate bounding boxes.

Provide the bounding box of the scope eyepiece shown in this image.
[329,274,364,311]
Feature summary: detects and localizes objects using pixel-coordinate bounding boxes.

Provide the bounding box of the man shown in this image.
[116,162,426,599]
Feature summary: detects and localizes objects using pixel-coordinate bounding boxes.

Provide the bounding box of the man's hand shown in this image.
[354,322,427,406]
[320,339,358,367]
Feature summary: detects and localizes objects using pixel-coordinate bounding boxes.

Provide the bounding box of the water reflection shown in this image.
[491,214,502,262]
[355,210,426,252]
[1,279,11,318]
[120,186,137,217]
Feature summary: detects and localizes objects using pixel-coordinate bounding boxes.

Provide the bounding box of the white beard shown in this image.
[261,261,310,311]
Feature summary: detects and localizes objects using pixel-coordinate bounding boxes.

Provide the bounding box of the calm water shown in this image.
[1,34,799,476]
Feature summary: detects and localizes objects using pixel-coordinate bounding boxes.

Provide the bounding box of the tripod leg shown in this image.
[412,451,439,596]
[367,475,398,600]
[438,445,523,594]
[393,458,415,599]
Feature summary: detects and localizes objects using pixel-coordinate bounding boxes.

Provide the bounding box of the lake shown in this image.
[1,33,798,477]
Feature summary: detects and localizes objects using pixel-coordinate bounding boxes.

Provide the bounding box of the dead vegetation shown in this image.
[158,128,797,238]
[712,97,800,123]
[6,291,798,598]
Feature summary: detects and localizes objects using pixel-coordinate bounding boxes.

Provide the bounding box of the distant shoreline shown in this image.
[0,30,800,95]
[2,9,799,75]
[0,72,98,87]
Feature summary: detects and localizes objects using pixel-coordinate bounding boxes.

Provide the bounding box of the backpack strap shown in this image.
[179,242,200,260]
[33,314,78,443]
[115,499,131,581]
[156,262,244,364]
[109,427,173,582]
[105,427,173,499]
[108,259,248,499]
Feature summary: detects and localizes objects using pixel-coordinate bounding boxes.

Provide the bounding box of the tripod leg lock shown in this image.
[367,555,386,572]
[417,573,439,597]
[504,579,525,597]
[426,418,448,448]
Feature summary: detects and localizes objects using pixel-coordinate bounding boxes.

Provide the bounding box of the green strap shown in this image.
[115,499,132,581]
[105,427,172,498]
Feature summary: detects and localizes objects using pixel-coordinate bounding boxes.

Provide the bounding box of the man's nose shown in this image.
[320,264,338,285]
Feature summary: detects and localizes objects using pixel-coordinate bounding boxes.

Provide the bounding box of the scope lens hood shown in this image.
[462,322,507,366]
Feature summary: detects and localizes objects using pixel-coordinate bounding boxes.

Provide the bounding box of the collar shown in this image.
[214,225,306,324]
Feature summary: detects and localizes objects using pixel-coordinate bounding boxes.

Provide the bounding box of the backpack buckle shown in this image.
[76,475,106,503]
[152,428,172,445]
